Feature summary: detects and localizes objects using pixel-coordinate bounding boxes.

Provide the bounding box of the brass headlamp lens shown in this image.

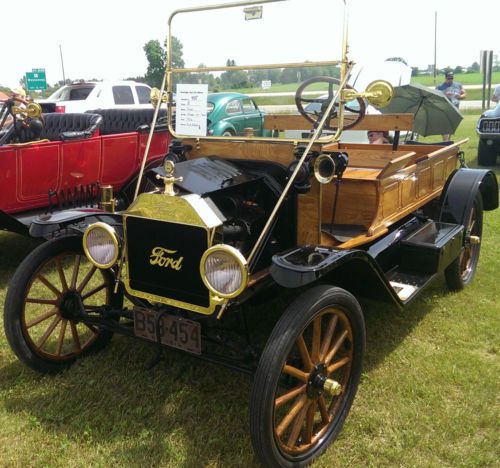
[83,223,119,269]
[200,245,248,299]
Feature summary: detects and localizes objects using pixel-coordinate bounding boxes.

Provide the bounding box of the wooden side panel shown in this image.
[401,170,417,209]
[417,165,432,198]
[432,159,445,190]
[381,181,399,218]
[320,179,378,229]
[296,179,321,245]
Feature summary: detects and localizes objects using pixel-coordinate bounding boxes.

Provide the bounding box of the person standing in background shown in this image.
[436,71,465,140]
[437,71,466,108]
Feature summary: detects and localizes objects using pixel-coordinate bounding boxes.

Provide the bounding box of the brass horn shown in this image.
[364,80,394,108]
[341,80,394,109]
[314,153,336,184]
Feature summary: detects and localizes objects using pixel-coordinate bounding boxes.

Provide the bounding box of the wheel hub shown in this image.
[307,363,327,398]
[307,363,343,398]
[59,291,83,320]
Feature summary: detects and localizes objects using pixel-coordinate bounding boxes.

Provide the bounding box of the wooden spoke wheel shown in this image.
[250,286,365,467]
[445,192,483,291]
[4,236,121,374]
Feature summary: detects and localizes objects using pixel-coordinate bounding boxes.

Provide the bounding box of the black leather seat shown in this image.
[5,113,102,143]
[87,108,167,135]
[41,113,102,141]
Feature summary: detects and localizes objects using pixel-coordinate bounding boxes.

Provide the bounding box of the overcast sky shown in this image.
[1,0,498,89]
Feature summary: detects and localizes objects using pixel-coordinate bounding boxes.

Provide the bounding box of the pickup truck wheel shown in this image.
[4,236,121,374]
[250,285,365,467]
[445,192,483,291]
[477,139,497,166]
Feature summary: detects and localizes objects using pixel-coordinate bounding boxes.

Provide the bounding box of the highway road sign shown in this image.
[25,70,47,91]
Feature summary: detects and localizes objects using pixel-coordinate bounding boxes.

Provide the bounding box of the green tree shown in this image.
[220,59,249,89]
[469,61,480,73]
[143,39,166,88]
[143,36,185,88]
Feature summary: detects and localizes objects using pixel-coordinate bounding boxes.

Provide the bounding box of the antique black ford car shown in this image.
[3,1,498,466]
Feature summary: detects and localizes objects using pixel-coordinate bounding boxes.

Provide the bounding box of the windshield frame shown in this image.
[164,0,352,144]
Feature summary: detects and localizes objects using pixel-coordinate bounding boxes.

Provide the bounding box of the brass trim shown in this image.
[200,244,249,299]
[99,185,116,213]
[166,0,349,144]
[314,153,336,184]
[121,211,222,315]
[82,222,120,269]
[172,60,341,74]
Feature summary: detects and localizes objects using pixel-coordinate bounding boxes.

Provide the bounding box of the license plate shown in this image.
[133,307,201,355]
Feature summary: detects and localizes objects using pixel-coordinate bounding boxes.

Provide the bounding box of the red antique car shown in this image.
[0,97,170,235]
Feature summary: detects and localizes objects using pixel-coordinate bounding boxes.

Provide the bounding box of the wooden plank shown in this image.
[181,138,316,166]
[377,151,417,179]
[263,113,414,131]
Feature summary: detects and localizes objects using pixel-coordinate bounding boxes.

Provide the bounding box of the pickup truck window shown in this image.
[68,87,93,101]
[113,86,134,105]
[136,86,151,104]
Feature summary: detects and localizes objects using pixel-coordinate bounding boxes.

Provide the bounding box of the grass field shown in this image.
[0,115,499,467]
[235,72,500,106]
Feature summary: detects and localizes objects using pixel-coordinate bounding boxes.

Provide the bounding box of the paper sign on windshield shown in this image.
[175,84,208,136]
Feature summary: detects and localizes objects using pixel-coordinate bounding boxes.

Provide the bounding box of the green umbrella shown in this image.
[378,82,463,136]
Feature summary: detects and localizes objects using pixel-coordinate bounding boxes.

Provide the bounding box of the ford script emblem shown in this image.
[149,247,184,271]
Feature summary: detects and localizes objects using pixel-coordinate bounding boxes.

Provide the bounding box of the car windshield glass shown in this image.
[169,0,346,141]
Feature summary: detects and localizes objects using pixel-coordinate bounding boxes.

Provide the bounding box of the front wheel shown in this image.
[4,236,122,374]
[250,286,365,467]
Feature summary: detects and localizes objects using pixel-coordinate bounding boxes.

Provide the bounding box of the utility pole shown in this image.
[433,11,437,86]
[59,44,66,84]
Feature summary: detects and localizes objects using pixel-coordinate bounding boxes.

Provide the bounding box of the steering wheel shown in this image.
[295,76,366,131]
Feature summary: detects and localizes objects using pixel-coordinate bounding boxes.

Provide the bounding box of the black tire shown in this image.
[250,285,365,467]
[4,236,122,374]
[445,192,483,291]
[477,139,497,166]
[222,129,235,137]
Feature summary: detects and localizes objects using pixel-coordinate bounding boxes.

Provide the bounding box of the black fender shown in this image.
[0,210,30,235]
[270,246,403,308]
[439,168,498,225]
[29,209,123,239]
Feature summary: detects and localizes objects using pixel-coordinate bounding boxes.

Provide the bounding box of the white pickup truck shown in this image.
[38,80,153,113]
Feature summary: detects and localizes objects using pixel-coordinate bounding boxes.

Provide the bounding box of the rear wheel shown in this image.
[445,192,483,291]
[477,139,497,166]
[250,286,365,467]
[4,236,122,374]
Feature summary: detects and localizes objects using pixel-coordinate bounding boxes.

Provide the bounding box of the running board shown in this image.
[387,270,435,304]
